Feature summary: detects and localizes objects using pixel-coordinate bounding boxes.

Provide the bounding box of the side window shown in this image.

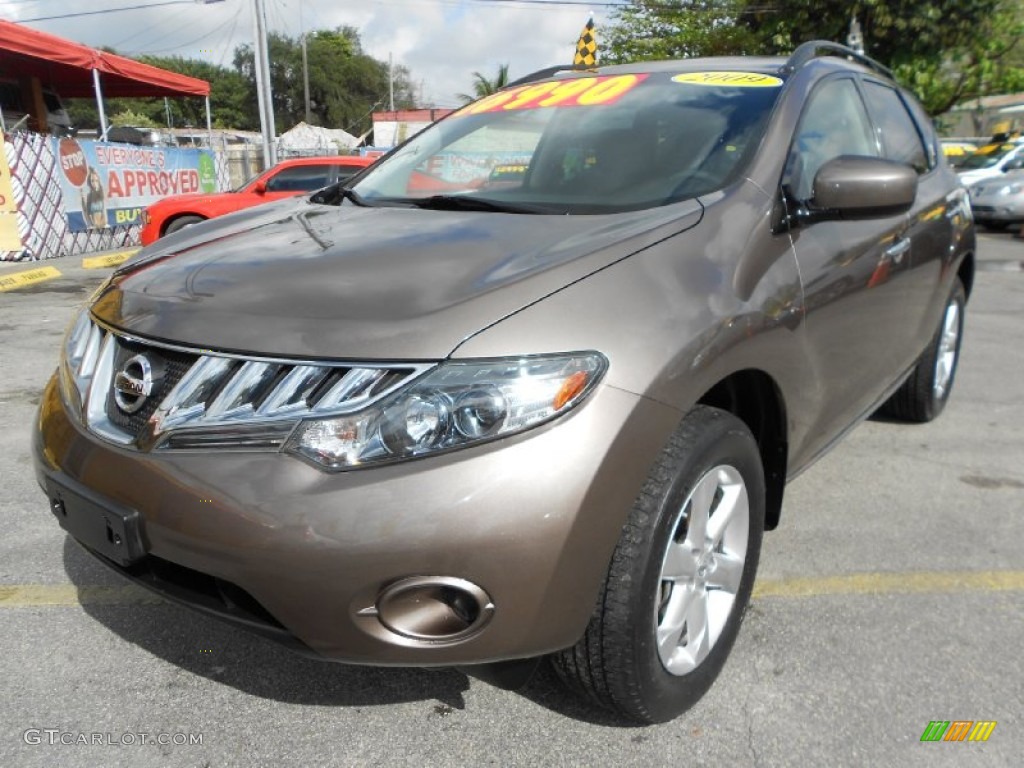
[785,78,877,201]
[335,166,364,183]
[265,165,330,192]
[901,92,940,170]
[861,81,929,174]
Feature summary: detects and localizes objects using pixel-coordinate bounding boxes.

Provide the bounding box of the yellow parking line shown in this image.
[754,570,1024,598]
[0,265,61,292]
[81,248,140,269]
[0,584,161,607]
[1,570,1022,609]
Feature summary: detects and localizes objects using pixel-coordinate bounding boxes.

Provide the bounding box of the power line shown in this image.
[126,5,245,55]
[14,0,223,23]
[108,7,204,51]
[215,4,244,68]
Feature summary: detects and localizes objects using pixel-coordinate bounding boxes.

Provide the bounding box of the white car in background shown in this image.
[968,171,1024,230]
[958,140,1024,188]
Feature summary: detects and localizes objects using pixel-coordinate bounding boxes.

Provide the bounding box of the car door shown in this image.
[859,78,959,371]
[783,75,913,438]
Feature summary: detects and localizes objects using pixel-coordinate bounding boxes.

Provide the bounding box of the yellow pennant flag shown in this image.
[573,17,597,68]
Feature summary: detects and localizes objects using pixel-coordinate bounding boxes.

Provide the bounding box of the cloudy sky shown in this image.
[3,0,617,108]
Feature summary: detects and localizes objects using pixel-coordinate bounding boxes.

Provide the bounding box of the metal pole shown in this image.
[205,95,213,147]
[252,0,276,166]
[302,35,311,124]
[92,69,108,140]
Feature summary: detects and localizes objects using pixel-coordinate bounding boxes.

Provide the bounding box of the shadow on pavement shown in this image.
[62,535,636,725]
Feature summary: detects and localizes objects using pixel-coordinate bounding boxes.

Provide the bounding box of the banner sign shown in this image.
[54,138,217,232]
[0,135,22,251]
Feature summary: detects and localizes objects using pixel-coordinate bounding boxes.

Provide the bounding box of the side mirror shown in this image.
[253,179,268,195]
[809,155,917,220]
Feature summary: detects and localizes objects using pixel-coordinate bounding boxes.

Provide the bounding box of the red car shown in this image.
[140,156,374,245]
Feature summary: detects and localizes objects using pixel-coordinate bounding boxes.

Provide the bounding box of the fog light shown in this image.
[375,576,494,641]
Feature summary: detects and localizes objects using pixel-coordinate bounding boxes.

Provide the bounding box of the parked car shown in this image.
[0,78,74,136]
[35,42,974,724]
[968,171,1024,229]
[139,155,375,245]
[957,139,1024,188]
[940,140,977,168]
[103,124,174,147]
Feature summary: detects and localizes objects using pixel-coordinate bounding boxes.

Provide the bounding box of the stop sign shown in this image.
[59,139,88,187]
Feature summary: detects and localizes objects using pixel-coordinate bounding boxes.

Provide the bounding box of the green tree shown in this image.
[65,55,256,132]
[605,1,1024,115]
[456,64,511,104]
[233,27,417,135]
[107,109,158,128]
[604,1,758,63]
[63,27,418,135]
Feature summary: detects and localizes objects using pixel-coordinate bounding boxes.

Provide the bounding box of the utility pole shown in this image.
[252,0,277,166]
[388,52,395,112]
[302,35,312,124]
[300,0,311,124]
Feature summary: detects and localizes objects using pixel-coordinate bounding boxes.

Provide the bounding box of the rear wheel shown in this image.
[552,405,765,723]
[880,277,966,422]
[163,215,205,237]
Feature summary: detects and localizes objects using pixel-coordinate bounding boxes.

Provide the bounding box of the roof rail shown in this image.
[506,65,592,88]
[783,40,893,80]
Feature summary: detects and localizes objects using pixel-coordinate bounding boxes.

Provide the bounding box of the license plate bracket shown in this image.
[46,475,147,566]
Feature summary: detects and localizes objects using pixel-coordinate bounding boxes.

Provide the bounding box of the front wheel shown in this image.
[552,406,765,723]
[880,277,966,423]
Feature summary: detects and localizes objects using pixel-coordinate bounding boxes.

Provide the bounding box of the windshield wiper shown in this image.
[407,195,563,214]
[310,184,372,207]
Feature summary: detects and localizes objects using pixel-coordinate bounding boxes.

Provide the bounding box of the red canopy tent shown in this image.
[0,19,210,134]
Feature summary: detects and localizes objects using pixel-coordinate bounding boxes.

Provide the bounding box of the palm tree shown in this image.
[456,63,511,104]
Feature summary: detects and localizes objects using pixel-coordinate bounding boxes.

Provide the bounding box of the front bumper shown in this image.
[34,373,678,665]
[970,203,1024,224]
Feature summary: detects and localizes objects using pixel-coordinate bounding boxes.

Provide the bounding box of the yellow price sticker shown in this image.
[673,72,784,88]
[456,74,648,116]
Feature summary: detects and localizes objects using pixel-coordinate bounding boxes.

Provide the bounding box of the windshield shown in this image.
[351,71,783,214]
[959,142,1021,171]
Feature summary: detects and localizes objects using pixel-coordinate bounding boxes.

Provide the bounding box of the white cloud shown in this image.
[6,0,611,110]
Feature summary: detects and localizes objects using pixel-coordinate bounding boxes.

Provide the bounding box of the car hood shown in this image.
[94,197,702,360]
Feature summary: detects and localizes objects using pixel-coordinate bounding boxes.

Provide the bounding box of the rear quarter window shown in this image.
[265,165,331,192]
[861,80,930,173]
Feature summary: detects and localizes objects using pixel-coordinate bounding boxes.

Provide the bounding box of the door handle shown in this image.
[885,238,911,264]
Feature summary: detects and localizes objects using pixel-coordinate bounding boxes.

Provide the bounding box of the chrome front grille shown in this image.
[104,339,199,439]
[61,314,433,451]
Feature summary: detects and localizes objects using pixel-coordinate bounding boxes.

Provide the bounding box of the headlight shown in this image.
[284,353,607,471]
[998,183,1022,195]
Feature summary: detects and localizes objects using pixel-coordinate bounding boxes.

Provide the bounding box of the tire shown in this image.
[551,405,765,723]
[163,215,205,236]
[880,277,966,423]
[981,221,1008,232]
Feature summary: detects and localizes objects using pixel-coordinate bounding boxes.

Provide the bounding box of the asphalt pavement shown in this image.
[0,232,1021,767]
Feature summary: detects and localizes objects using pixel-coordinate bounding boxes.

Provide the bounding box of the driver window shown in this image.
[785,78,877,201]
